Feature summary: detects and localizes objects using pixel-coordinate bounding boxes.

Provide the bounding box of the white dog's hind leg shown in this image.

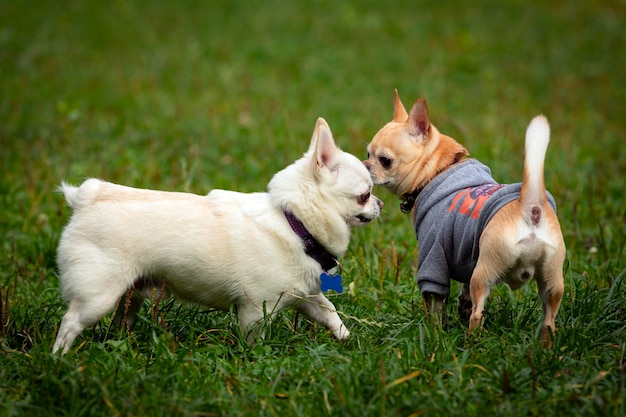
[52,301,84,354]
[295,294,350,339]
[52,290,128,354]
[112,291,146,330]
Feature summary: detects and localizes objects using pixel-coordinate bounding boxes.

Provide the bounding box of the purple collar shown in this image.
[283,209,338,272]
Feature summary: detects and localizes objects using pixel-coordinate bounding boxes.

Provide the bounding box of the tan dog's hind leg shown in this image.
[538,209,566,347]
[537,243,565,347]
[468,262,494,331]
[468,201,565,345]
[468,211,515,332]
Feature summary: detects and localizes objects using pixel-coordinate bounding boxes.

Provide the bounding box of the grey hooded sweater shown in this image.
[412,159,556,298]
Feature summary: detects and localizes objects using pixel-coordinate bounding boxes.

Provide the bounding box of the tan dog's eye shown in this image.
[358,191,371,204]
[379,157,392,169]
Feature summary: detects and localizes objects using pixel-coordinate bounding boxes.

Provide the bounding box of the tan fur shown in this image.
[365,94,468,201]
[365,92,565,347]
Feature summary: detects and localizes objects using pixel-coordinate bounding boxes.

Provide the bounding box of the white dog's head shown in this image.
[269,118,383,254]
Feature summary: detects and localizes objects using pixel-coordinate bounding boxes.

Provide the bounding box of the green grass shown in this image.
[1,0,624,415]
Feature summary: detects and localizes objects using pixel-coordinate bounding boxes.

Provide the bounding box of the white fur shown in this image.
[52,118,382,354]
[523,115,550,207]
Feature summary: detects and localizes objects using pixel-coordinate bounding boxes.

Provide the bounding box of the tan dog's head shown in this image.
[364,91,469,209]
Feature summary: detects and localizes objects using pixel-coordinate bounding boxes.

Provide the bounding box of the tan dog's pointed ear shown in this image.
[408,98,430,140]
[392,89,409,122]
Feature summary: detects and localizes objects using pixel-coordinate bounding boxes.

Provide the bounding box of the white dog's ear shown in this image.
[408,97,431,141]
[310,117,340,173]
[392,89,408,122]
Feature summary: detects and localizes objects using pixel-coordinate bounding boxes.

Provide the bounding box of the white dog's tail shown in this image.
[59,179,101,210]
[520,115,550,226]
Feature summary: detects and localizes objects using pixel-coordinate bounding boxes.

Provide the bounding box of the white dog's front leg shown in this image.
[236,303,267,343]
[295,293,349,339]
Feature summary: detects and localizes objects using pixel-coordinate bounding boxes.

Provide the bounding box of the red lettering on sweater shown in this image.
[448,184,505,219]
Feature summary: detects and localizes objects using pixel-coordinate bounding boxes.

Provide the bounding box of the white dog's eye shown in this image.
[358,191,371,204]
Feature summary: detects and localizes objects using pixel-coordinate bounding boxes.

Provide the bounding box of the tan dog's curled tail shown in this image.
[520,115,550,226]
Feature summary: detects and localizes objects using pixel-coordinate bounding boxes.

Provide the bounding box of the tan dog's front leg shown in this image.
[457,282,473,321]
[422,292,446,326]
[422,292,445,315]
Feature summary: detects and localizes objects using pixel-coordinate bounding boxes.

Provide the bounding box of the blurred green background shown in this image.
[1,1,624,416]
[1,1,624,246]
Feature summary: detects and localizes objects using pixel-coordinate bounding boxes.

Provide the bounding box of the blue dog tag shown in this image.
[320,272,343,293]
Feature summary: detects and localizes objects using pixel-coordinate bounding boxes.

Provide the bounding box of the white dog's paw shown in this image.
[334,325,350,340]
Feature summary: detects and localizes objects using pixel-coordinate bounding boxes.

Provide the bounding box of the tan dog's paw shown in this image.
[540,326,556,349]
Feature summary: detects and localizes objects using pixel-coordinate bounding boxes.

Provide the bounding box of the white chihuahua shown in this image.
[52,118,383,354]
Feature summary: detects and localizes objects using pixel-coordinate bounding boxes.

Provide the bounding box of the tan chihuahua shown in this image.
[364,91,565,345]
